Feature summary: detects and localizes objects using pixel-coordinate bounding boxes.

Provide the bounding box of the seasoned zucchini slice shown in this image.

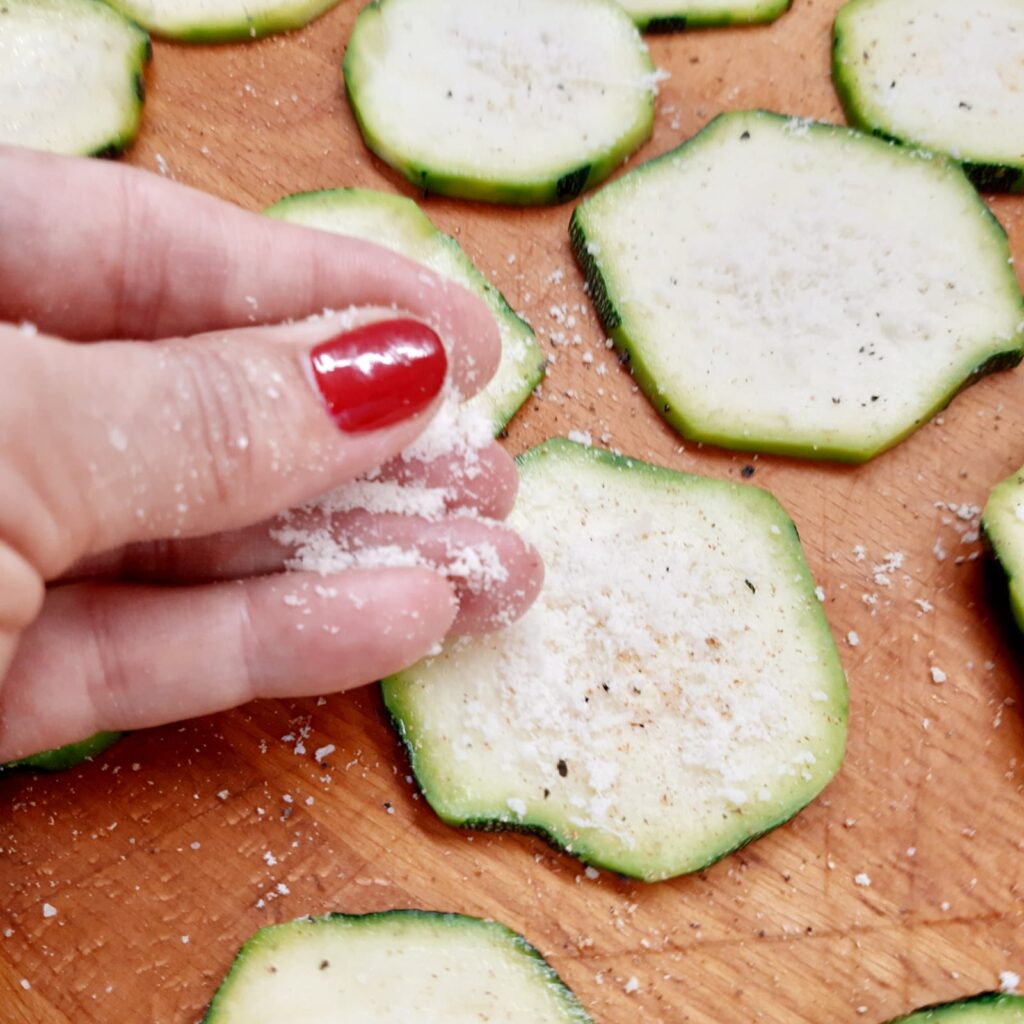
[2,732,121,772]
[343,0,658,204]
[834,0,1024,192]
[0,0,150,156]
[203,911,593,1023]
[383,439,848,882]
[266,188,544,432]
[571,110,1024,462]
[618,0,790,31]
[885,993,1024,1023]
[982,466,1024,632]
[102,0,340,42]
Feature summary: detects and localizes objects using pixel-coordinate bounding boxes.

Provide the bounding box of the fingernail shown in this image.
[310,318,447,433]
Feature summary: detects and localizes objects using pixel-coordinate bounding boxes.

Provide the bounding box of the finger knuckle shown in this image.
[175,345,261,508]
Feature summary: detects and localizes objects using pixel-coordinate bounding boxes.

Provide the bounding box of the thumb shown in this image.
[2,312,452,577]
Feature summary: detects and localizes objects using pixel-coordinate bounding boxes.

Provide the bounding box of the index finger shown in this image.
[0,146,499,393]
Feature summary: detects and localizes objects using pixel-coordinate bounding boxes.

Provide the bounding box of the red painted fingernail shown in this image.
[310,318,447,433]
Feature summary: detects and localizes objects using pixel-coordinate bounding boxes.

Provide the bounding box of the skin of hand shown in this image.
[0,146,544,763]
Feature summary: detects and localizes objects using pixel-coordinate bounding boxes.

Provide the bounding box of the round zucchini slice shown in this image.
[383,438,848,882]
[570,110,1024,463]
[0,0,150,156]
[343,0,658,205]
[102,0,340,42]
[265,188,544,432]
[833,0,1024,192]
[618,0,790,31]
[982,466,1024,632]
[885,993,1024,1023]
[203,911,593,1023]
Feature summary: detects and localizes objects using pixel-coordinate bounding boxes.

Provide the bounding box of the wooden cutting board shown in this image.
[2,1,1023,1021]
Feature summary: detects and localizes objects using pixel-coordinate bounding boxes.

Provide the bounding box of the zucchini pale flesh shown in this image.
[343,0,658,204]
[203,911,593,1023]
[266,188,544,432]
[101,0,340,41]
[384,439,847,882]
[571,110,1024,462]
[982,467,1024,632]
[834,0,1024,192]
[619,0,790,31]
[886,994,1024,1024]
[0,0,149,156]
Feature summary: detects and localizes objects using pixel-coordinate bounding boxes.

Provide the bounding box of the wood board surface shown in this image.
[2,0,1023,1021]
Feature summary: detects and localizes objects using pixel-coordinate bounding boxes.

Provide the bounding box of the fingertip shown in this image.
[450,529,544,636]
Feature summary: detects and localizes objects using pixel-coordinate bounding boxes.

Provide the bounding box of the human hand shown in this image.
[0,146,543,762]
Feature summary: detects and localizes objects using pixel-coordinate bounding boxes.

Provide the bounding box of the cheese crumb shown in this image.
[1000,971,1021,994]
[854,872,872,887]
[624,976,640,994]
[41,903,57,919]
[847,631,860,647]
[313,744,336,762]
[929,666,947,684]
[506,798,527,818]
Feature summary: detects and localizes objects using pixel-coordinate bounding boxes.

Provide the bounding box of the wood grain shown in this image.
[2,0,1023,1021]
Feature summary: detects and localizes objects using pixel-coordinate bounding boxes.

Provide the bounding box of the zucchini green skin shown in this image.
[885,993,1024,1023]
[265,188,545,431]
[832,0,1024,193]
[569,110,1024,463]
[203,910,593,1023]
[981,466,1024,633]
[342,0,656,205]
[102,0,340,42]
[630,0,790,31]
[384,438,848,882]
[2,732,121,772]
[0,0,151,157]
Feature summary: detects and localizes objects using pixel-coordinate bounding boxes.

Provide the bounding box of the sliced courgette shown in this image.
[834,0,1024,192]
[343,0,658,205]
[885,993,1024,1023]
[2,732,121,772]
[266,188,545,432]
[618,0,790,31]
[982,466,1024,632]
[570,110,1024,463]
[101,0,339,42]
[0,0,149,156]
[203,911,593,1023]
[383,438,847,882]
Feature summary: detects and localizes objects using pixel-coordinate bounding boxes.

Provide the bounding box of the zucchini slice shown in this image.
[618,0,790,31]
[383,439,848,882]
[203,911,593,1023]
[982,466,1024,632]
[570,110,1024,463]
[0,0,150,156]
[101,0,340,42]
[834,0,1024,192]
[266,188,545,432]
[885,993,1024,1023]
[343,0,658,205]
[2,732,121,772]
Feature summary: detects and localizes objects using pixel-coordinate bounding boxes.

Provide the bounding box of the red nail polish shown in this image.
[310,318,447,433]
